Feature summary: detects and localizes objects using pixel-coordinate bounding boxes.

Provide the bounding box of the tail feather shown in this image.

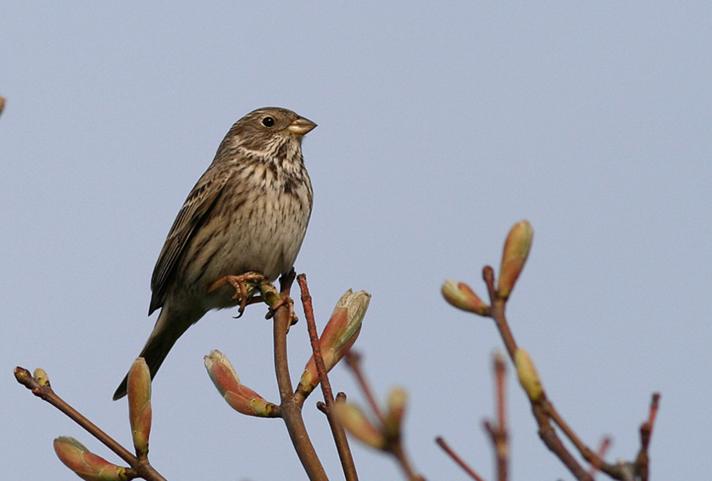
[112,307,195,400]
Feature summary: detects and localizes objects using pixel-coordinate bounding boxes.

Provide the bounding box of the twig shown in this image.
[487,354,509,481]
[488,264,655,481]
[345,352,387,427]
[271,271,328,481]
[481,266,593,481]
[445,226,665,481]
[634,393,661,481]
[482,267,517,360]
[297,274,359,481]
[392,443,425,481]
[435,436,487,481]
[587,437,612,479]
[14,368,166,481]
[483,373,508,481]
[545,400,620,477]
[482,261,664,481]
[344,352,424,481]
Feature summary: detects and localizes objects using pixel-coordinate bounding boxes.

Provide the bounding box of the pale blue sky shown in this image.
[2,2,711,480]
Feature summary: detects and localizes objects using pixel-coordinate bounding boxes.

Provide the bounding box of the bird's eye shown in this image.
[262,116,275,127]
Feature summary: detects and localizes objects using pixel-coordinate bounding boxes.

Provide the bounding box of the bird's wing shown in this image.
[148,166,233,314]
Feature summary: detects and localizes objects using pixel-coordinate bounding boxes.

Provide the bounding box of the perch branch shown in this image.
[272,271,328,481]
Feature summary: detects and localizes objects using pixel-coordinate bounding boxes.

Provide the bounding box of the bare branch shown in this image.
[635,393,661,481]
[271,271,329,481]
[344,352,425,481]
[297,274,359,481]
[14,367,166,481]
[435,436,487,481]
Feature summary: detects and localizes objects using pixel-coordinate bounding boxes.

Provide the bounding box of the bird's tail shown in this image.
[112,306,197,400]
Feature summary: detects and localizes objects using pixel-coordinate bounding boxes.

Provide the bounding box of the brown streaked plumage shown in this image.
[113,107,316,400]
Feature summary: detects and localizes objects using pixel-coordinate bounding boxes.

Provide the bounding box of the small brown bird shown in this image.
[113,107,316,400]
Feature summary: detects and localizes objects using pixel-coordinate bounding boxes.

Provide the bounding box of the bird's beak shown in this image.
[287,117,317,136]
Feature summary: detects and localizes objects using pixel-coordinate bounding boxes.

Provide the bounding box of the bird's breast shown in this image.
[180,163,312,309]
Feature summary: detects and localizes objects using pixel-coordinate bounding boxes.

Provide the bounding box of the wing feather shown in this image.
[148,166,233,314]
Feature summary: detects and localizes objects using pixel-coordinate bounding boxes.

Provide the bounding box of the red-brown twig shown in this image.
[297,274,358,481]
[587,437,612,479]
[435,436,487,481]
[480,260,663,481]
[345,352,387,427]
[344,352,424,481]
[545,401,618,476]
[482,267,517,359]
[391,443,425,481]
[486,354,509,481]
[14,368,166,481]
[635,392,661,481]
[272,271,328,481]
[482,265,593,481]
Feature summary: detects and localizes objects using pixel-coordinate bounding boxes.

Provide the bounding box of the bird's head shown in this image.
[217,107,317,162]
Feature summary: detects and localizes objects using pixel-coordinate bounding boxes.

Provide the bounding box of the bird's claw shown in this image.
[209,272,266,317]
[266,294,298,327]
[209,273,296,325]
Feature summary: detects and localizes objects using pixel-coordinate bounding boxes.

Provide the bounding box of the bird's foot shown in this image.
[265,294,298,327]
[208,272,266,318]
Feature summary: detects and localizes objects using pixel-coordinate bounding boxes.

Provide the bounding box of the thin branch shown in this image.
[482,267,517,360]
[392,443,425,481]
[531,402,594,481]
[481,266,592,481]
[272,271,328,481]
[635,393,661,481]
[297,274,359,481]
[545,400,620,477]
[14,368,166,481]
[494,354,507,440]
[587,437,612,480]
[344,352,387,427]
[489,354,509,481]
[344,352,424,481]
[435,436,487,481]
[481,262,661,481]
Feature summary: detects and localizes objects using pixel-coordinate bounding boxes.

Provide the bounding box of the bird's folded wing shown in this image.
[148,166,234,314]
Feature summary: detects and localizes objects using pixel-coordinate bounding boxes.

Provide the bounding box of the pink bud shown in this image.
[204,350,279,417]
[333,402,386,450]
[127,358,152,457]
[53,437,128,481]
[383,387,408,438]
[297,290,370,397]
[441,280,489,315]
[498,220,534,299]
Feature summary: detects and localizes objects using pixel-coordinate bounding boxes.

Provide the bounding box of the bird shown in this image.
[112,107,316,400]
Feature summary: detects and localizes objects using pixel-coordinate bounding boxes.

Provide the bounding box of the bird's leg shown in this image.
[208,272,266,318]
